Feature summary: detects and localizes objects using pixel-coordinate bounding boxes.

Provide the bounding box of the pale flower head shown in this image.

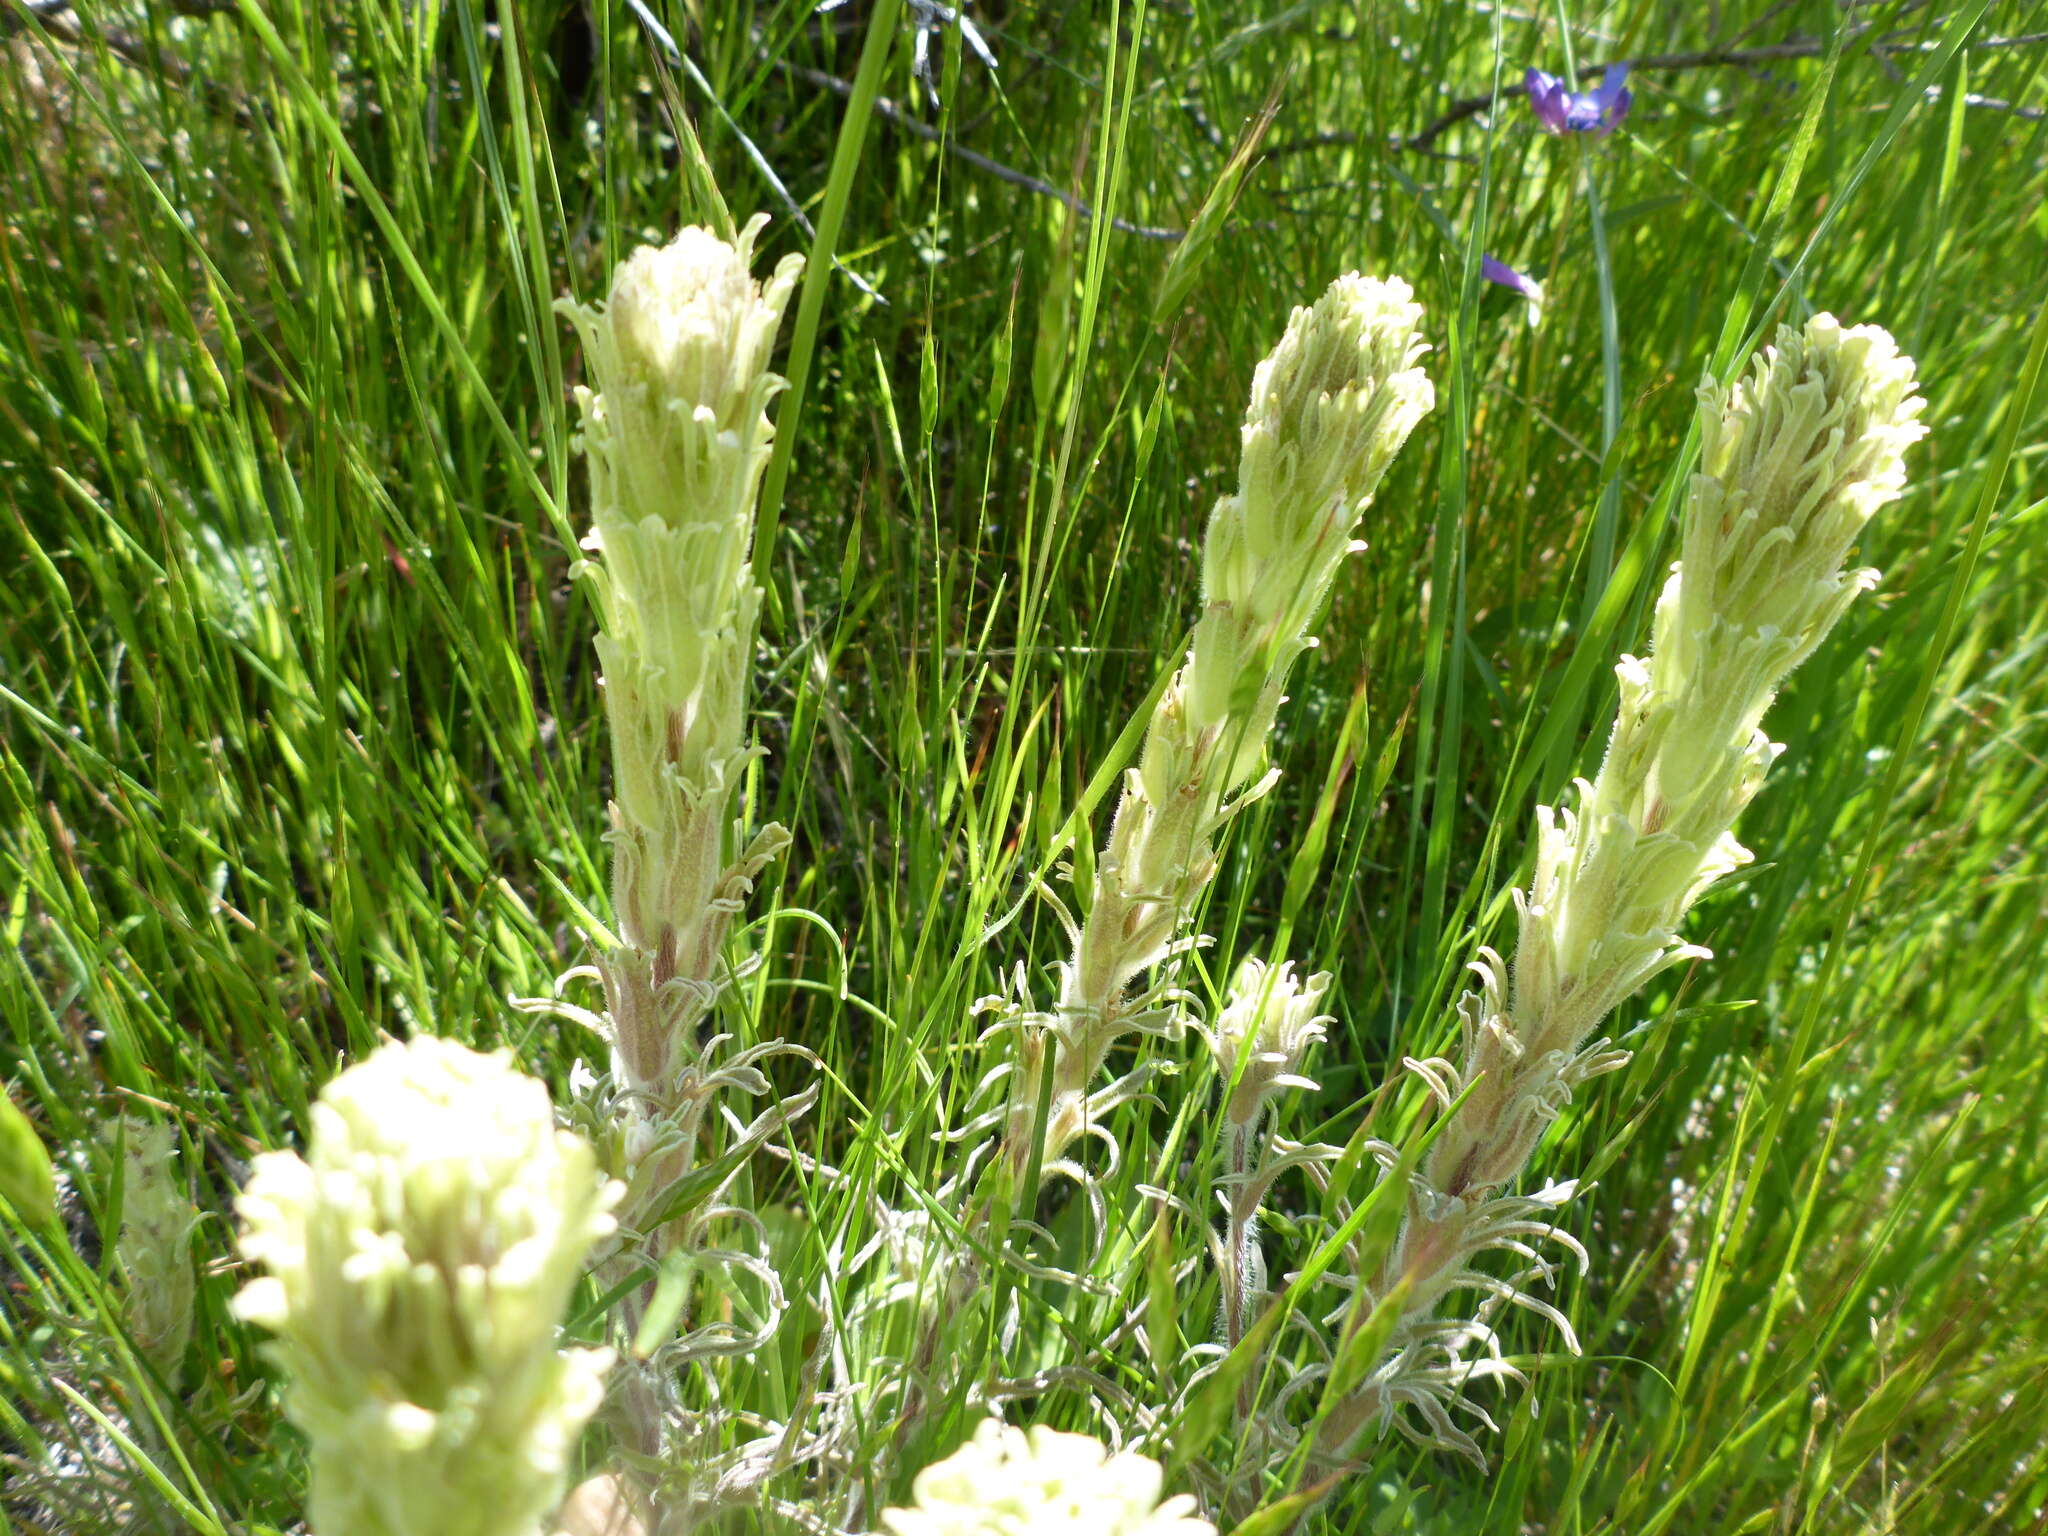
[234,1036,619,1536]
[558,218,804,829]
[603,224,786,434]
[1193,273,1433,731]
[1674,314,1925,672]
[1221,272,1433,591]
[881,1420,1214,1536]
[559,215,803,544]
[1199,957,1332,1130]
[558,220,803,756]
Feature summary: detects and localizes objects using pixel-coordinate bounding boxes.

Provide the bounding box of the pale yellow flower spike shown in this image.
[546,219,818,1531]
[1326,314,1926,1463]
[555,219,804,1096]
[998,274,1433,1188]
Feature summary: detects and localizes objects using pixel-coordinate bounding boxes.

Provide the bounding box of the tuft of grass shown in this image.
[2,2,2044,1531]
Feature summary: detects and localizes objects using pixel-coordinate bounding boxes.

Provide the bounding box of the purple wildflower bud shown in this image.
[1482,256,1543,306]
[1481,256,1545,326]
[1525,63,1633,136]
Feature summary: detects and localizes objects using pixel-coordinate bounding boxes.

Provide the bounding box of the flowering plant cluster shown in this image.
[215,171,1926,1536]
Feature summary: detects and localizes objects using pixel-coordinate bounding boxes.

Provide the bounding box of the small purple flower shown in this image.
[1482,256,1544,324]
[1526,63,1633,136]
[1482,256,1543,306]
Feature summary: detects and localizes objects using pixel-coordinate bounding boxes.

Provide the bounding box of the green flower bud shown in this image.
[234,1037,619,1536]
[0,1088,56,1227]
[113,1118,199,1381]
[1200,957,1331,1132]
[881,1420,1214,1536]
